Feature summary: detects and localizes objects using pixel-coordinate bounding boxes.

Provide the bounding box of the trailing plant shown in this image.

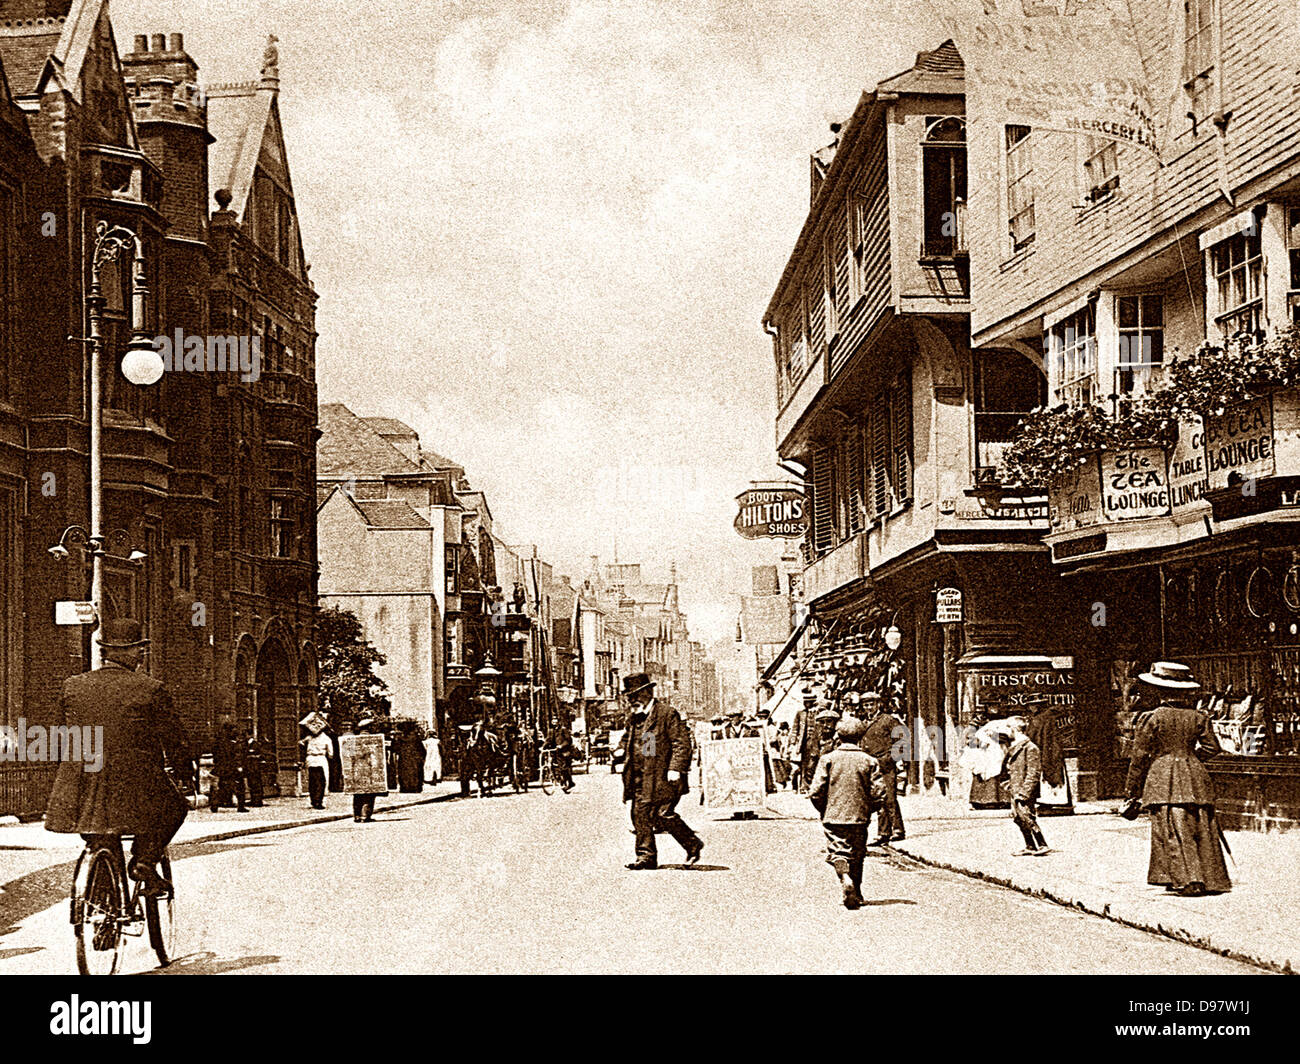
[996,325,1300,488]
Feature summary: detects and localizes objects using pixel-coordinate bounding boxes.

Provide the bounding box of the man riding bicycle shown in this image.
[45,619,192,898]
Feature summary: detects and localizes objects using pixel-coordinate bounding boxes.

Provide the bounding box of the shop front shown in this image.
[1044,387,1300,831]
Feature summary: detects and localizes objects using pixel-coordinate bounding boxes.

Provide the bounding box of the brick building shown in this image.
[0,2,319,811]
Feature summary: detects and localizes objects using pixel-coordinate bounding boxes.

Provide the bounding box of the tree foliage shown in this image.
[316,605,390,727]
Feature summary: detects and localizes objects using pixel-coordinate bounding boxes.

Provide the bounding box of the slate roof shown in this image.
[318,402,421,476]
[876,39,964,95]
[354,500,429,529]
[0,26,59,96]
[206,84,271,215]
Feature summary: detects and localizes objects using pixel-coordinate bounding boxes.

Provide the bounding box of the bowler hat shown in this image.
[859,691,882,703]
[1138,661,1200,690]
[622,672,655,697]
[96,618,149,648]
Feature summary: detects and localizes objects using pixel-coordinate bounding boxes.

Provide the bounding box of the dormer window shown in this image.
[922,116,966,259]
[1183,0,1216,127]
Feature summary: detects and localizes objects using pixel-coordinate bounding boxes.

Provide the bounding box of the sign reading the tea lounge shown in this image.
[1100,447,1170,520]
[1205,396,1275,490]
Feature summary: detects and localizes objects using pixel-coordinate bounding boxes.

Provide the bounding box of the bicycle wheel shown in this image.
[146,853,176,968]
[538,755,554,795]
[74,848,125,976]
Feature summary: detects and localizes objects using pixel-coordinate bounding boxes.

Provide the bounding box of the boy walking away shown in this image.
[808,717,886,909]
[999,718,1050,856]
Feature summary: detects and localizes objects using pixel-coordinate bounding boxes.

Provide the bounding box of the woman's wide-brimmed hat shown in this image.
[1138,661,1200,690]
[96,618,150,648]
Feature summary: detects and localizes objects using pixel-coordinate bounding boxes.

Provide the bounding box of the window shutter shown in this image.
[870,400,891,517]
[811,445,834,556]
[833,211,850,328]
[808,267,827,356]
[893,374,913,504]
[847,423,865,536]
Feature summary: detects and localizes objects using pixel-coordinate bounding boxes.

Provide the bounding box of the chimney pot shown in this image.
[150,34,165,52]
[133,34,147,53]
[169,33,183,52]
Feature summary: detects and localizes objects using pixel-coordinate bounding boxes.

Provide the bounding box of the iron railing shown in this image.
[0,762,58,820]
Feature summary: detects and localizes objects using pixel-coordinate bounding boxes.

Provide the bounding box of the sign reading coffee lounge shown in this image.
[1204,395,1275,490]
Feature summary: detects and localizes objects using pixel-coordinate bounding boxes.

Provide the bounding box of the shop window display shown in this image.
[1157,554,1300,758]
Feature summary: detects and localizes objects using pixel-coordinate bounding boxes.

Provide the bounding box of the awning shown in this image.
[760,612,812,682]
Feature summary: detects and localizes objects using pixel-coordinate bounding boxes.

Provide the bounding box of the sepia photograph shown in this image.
[0,0,1293,1036]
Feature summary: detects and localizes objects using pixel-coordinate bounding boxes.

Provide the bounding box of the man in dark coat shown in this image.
[243,728,266,807]
[621,673,702,870]
[1124,661,1230,896]
[45,619,191,897]
[211,723,247,812]
[861,692,906,845]
[790,693,816,793]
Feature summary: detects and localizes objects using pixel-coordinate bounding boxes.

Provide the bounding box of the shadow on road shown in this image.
[658,863,729,872]
[143,951,280,975]
[0,946,44,960]
[860,898,918,907]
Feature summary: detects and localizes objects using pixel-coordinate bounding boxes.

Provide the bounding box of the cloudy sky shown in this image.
[118,0,941,643]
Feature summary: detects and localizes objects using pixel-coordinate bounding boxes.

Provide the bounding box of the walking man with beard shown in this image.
[622,673,703,870]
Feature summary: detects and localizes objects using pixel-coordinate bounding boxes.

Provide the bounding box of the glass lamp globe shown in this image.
[884,625,903,651]
[121,336,165,386]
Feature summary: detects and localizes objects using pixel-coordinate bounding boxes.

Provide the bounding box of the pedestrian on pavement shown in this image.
[1122,662,1231,897]
[243,728,266,807]
[550,720,575,793]
[793,692,822,793]
[396,724,425,793]
[351,716,385,823]
[772,721,791,789]
[44,618,193,899]
[423,732,442,785]
[997,718,1049,856]
[211,722,248,812]
[303,728,334,809]
[861,692,905,845]
[622,673,703,870]
[808,715,886,910]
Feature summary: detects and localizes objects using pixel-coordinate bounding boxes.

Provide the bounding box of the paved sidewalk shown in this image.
[0,780,463,854]
[765,787,1294,973]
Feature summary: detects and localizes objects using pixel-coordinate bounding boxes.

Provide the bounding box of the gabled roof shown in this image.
[354,500,429,529]
[876,39,963,95]
[363,416,464,474]
[0,14,62,97]
[318,402,421,476]
[206,84,273,216]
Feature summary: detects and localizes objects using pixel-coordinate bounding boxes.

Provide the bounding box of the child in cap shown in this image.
[807,715,887,909]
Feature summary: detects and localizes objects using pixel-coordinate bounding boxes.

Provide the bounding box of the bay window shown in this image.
[1050,304,1097,407]
[1210,229,1263,343]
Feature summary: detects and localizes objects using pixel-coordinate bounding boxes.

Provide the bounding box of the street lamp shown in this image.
[59,222,163,667]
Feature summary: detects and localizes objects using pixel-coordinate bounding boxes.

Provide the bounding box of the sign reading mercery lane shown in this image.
[734,485,809,540]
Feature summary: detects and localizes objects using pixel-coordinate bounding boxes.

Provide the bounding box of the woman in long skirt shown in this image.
[1124,662,1231,896]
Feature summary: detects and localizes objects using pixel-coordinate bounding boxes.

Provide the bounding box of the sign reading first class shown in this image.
[734,485,809,540]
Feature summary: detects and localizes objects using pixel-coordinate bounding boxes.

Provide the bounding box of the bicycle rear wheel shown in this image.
[538,756,554,795]
[146,853,176,967]
[74,849,125,976]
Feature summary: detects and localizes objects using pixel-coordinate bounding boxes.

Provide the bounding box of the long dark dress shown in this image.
[397,734,424,793]
[1125,703,1231,894]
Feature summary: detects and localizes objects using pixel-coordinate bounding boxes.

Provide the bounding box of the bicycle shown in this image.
[70,836,176,975]
[537,747,556,795]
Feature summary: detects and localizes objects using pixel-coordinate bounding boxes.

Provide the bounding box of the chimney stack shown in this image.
[169,33,183,52]
[133,34,147,52]
[150,33,165,52]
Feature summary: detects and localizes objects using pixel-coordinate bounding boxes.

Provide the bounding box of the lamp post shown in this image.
[60,222,164,668]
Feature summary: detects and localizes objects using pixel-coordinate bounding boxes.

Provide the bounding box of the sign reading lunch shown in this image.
[1204,396,1275,490]
[1101,447,1170,520]
[734,486,809,540]
[1167,417,1210,514]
